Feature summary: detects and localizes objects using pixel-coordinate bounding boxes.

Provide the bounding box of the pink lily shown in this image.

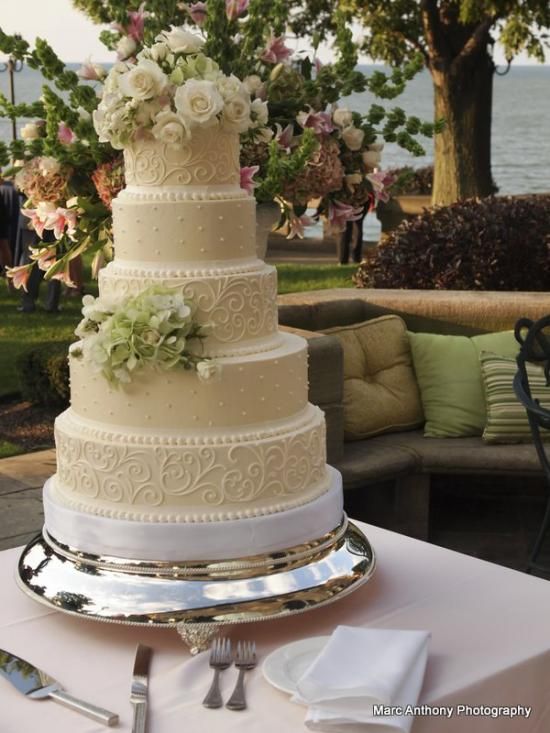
[260,35,292,64]
[6,263,33,291]
[297,109,334,136]
[112,3,148,41]
[226,0,249,20]
[240,166,259,195]
[77,59,106,81]
[367,170,396,204]
[51,263,76,288]
[328,200,363,232]
[21,207,50,238]
[275,123,294,151]
[287,213,313,240]
[30,246,58,272]
[188,1,207,25]
[58,122,76,145]
[45,207,78,240]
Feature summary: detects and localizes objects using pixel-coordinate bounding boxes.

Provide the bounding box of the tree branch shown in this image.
[452,14,499,72]
[420,0,445,61]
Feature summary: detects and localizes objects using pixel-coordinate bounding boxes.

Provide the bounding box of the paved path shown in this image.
[0,449,55,550]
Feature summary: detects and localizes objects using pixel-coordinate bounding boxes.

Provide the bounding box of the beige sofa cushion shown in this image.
[325,315,424,440]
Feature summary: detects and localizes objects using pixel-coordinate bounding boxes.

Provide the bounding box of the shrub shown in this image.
[17,342,71,407]
[386,165,434,196]
[356,195,550,291]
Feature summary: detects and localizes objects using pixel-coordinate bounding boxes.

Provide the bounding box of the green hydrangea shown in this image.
[74,287,218,387]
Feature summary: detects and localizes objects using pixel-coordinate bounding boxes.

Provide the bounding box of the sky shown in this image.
[1,0,547,65]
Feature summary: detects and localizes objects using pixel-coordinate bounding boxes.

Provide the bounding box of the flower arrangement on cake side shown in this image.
[72,287,217,387]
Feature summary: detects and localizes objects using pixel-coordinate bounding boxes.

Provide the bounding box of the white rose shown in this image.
[197,360,221,382]
[216,74,245,100]
[152,111,188,147]
[250,98,268,126]
[342,125,365,151]
[333,107,353,128]
[174,79,224,127]
[38,157,61,177]
[162,26,204,54]
[243,75,263,96]
[369,139,384,153]
[150,42,169,62]
[20,122,41,141]
[222,95,251,132]
[118,60,167,101]
[116,36,137,60]
[362,150,382,169]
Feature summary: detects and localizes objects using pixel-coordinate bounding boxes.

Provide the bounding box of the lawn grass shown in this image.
[0,262,356,400]
[0,440,24,458]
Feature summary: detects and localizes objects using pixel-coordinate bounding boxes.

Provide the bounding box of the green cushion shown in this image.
[481,352,550,443]
[325,315,424,441]
[408,331,518,438]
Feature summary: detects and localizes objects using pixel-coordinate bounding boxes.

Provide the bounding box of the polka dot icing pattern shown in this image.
[112,196,256,264]
[69,332,309,430]
[98,262,278,350]
[53,404,329,520]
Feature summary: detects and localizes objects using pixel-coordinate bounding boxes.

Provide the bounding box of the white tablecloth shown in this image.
[2,522,550,732]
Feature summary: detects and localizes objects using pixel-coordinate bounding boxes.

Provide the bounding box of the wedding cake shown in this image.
[42,35,344,563]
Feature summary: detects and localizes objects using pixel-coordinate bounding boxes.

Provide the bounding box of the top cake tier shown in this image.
[123,127,242,196]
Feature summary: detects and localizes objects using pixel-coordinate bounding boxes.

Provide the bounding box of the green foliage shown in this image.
[16,341,71,407]
[356,196,550,291]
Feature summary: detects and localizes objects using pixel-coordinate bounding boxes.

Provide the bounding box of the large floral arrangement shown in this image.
[94,28,269,149]
[72,287,216,386]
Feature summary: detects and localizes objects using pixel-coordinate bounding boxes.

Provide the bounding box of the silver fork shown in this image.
[202,638,232,708]
[226,641,257,711]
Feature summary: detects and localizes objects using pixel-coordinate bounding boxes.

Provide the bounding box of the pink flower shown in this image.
[275,123,294,151]
[30,246,57,272]
[314,58,323,73]
[21,206,49,238]
[127,3,148,41]
[226,0,249,20]
[188,1,207,25]
[328,200,363,232]
[113,3,148,41]
[51,263,76,288]
[260,35,292,64]
[47,207,78,240]
[240,166,259,195]
[6,263,33,291]
[77,59,105,81]
[58,122,76,145]
[297,109,334,136]
[287,213,313,239]
[367,170,396,204]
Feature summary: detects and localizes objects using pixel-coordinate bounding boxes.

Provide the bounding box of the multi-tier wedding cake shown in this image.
[42,33,344,563]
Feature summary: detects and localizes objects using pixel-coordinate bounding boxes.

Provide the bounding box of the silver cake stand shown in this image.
[16,518,375,654]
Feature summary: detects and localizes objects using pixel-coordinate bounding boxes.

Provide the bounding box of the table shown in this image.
[2,522,550,732]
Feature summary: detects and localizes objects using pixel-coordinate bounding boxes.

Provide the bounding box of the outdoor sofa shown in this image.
[278,288,550,540]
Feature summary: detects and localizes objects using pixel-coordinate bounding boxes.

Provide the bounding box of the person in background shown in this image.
[0,193,13,275]
[336,206,367,264]
[0,176,20,265]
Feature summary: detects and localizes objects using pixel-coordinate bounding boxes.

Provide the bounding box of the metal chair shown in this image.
[513,315,550,575]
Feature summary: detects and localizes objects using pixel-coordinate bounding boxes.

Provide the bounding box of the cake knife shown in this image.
[0,648,119,726]
[131,644,152,733]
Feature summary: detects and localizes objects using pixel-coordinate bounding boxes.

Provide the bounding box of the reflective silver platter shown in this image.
[17,521,375,652]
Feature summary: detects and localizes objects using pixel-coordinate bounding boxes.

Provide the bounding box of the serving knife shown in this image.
[0,648,119,726]
[131,644,152,733]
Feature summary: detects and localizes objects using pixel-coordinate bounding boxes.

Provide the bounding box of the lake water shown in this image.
[1,63,548,239]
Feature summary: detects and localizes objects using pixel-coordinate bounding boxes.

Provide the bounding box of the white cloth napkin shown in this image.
[293,626,430,732]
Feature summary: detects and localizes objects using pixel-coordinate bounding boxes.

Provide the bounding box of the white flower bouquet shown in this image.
[93,27,269,149]
[73,287,218,386]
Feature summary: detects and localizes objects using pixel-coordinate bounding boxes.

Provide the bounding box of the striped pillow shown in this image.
[480,352,550,444]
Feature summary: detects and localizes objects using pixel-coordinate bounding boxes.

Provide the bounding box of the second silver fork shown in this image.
[226,641,257,711]
[202,638,232,709]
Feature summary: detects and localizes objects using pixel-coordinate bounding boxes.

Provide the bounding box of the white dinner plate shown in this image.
[262,636,329,695]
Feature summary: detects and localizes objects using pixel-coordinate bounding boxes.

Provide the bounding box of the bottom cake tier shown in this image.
[43,466,344,561]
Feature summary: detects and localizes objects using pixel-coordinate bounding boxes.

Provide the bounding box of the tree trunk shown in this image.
[431,52,494,205]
